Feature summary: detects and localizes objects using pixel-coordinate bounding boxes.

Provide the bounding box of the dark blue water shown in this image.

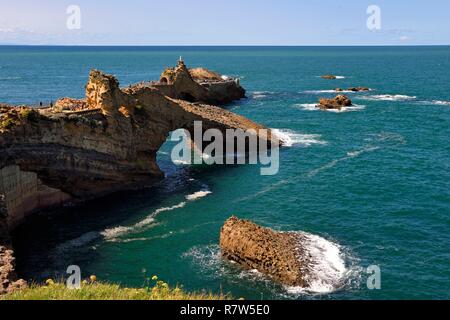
[3,46,450,300]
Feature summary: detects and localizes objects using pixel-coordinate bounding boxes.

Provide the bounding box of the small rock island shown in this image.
[220,216,310,287]
[316,95,353,111]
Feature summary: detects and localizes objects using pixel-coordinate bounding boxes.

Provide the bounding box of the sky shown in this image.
[0,0,449,45]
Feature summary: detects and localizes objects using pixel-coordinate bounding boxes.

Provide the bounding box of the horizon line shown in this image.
[1,44,450,47]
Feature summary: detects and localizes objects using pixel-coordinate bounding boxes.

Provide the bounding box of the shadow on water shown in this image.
[11,153,244,282]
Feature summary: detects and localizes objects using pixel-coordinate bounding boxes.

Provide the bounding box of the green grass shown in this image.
[1,281,231,301]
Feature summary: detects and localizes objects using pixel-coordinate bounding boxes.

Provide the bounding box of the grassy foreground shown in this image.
[1,279,230,301]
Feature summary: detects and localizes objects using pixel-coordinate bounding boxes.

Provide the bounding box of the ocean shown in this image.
[2,46,450,300]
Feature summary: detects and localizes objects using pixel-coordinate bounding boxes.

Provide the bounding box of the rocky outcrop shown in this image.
[317,95,353,111]
[156,59,245,105]
[321,75,337,80]
[220,217,309,287]
[0,61,273,215]
[0,244,27,295]
[348,87,370,92]
[0,61,274,294]
[0,196,27,295]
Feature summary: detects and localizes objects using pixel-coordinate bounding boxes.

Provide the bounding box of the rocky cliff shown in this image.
[0,195,26,294]
[0,61,272,293]
[156,59,245,104]
[0,63,264,202]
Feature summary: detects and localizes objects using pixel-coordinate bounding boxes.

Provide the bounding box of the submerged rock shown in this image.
[321,75,337,80]
[317,95,353,110]
[220,216,310,287]
[348,87,370,92]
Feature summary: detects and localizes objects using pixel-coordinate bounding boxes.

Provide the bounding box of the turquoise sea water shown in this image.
[2,46,450,300]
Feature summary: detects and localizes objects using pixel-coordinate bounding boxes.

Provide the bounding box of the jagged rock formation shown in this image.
[0,61,273,294]
[317,95,353,111]
[156,59,245,104]
[1,63,265,201]
[220,216,310,287]
[0,195,26,294]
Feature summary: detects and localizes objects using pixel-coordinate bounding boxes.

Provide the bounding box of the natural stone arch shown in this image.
[160,77,168,84]
[1,69,273,200]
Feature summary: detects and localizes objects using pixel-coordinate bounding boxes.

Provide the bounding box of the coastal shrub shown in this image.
[0,280,231,301]
[19,109,40,122]
[0,118,16,130]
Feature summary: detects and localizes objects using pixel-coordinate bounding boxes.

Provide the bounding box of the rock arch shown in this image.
[1,69,274,201]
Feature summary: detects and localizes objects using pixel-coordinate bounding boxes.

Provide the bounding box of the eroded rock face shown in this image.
[158,60,245,105]
[1,63,271,204]
[0,196,27,295]
[0,63,272,294]
[317,95,353,110]
[0,245,27,295]
[220,217,309,287]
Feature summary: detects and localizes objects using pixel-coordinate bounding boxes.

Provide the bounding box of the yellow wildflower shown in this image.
[45,279,55,286]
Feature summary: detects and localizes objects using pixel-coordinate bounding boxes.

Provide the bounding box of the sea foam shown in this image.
[286,232,348,294]
[272,129,327,147]
[186,190,212,201]
[183,233,353,296]
[295,103,365,113]
[359,94,416,101]
[252,91,273,99]
[429,100,450,106]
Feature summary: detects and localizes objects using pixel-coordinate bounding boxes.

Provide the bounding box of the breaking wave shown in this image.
[252,91,274,99]
[428,100,450,106]
[295,103,365,113]
[186,190,212,201]
[359,94,416,101]
[287,232,349,294]
[101,202,186,240]
[182,235,359,296]
[272,129,327,147]
[102,188,212,240]
[173,159,191,166]
[302,89,372,94]
[303,90,340,94]
[55,187,213,249]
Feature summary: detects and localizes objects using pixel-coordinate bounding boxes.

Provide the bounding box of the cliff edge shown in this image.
[0,61,272,293]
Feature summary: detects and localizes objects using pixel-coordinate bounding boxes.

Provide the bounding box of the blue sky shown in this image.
[0,0,449,45]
